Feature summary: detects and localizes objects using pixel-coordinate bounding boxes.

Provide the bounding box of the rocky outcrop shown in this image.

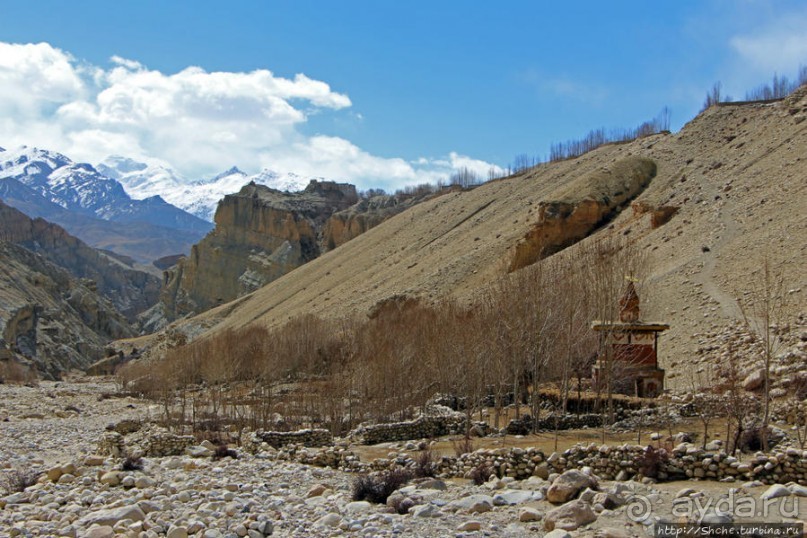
[322,190,438,250]
[0,241,134,379]
[509,157,657,271]
[160,180,359,319]
[0,200,160,320]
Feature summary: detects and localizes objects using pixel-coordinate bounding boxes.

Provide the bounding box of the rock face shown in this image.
[509,157,657,271]
[322,189,440,251]
[153,182,442,324]
[159,180,358,319]
[0,242,134,379]
[0,200,160,320]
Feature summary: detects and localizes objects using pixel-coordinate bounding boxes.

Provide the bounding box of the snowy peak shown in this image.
[208,166,246,182]
[101,155,313,222]
[0,146,211,234]
[0,146,74,187]
[96,155,148,178]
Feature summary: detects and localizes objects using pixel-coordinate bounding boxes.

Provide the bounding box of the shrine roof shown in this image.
[591,321,670,332]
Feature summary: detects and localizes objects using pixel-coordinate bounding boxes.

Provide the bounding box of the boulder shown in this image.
[78,505,146,527]
[546,470,598,504]
[743,370,765,391]
[761,484,791,500]
[544,499,597,531]
[519,507,543,522]
[457,521,482,532]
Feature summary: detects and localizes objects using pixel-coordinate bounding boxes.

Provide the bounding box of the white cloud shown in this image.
[0,40,500,191]
[729,8,807,76]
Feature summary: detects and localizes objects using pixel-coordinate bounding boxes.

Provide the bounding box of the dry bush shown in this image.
[213,444,238,460]
[453,437,475,457]
[120,454,143,472]
[469,463,495,485]
[637,445,668,479]
[0,467,41,494]
[351,469,412,504]
[413,449,438,478]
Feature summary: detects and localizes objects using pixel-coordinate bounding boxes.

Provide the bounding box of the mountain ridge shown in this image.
[0,147,213,263]
[98,155,315,222]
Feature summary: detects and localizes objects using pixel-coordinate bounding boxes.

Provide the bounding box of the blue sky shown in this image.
[1,0,806,190]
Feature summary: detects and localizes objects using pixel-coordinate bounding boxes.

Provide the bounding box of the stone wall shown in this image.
[507,413,602,434]
[97,430,195,457]
[252,440,807,487]
[97,432,126,457]
[142,432,196,457]
[246,429,332,450]
[352,416,490,445]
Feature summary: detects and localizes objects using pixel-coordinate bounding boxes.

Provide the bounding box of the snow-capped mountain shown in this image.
[99,156,312,222]
[0,146,211,234]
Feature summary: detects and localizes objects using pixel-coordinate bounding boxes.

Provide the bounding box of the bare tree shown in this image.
[736,258,791,450]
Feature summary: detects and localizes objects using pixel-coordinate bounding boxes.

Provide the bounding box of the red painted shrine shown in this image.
[591,282,668,398]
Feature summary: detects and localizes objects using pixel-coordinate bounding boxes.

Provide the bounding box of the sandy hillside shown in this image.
[139,89,807,386]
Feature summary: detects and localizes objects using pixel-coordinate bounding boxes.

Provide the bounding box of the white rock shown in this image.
[85,526,114,538]
[316,512,342,527]
[411,503,442,517]
[78,505,146,527]
[761,484,791,500]
[519,507,543,522]
[345,500,373,514]
[493,489,541,505]
[450,494,494,513]
[166,526,188,538]
[544,499,597,531]
[544,530,572,538]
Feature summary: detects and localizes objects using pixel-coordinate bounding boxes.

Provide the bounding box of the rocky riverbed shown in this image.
[2,380,807,537]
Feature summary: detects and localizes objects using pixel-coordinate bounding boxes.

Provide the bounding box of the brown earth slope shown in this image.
[137,89,807,387]
[0,242,134,379]
[0,201,161,320]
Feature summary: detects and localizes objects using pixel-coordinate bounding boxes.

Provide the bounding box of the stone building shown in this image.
[591,282,668,397]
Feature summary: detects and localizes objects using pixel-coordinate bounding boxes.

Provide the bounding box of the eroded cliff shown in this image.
[0,241,134,379]
[508,157,657,271]
[159,180,360,320]
[0,201,161,320]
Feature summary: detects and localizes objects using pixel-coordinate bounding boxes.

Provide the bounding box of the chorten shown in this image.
[591,282,668,398]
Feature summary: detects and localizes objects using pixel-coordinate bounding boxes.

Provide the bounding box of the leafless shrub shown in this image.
[452,437,475,457]
[120,454,143,472]
[413,449,438,478]
[637,445,669,479]
[0,467,41,493]
[213,444,238,460]
[351,469,412,504]
[469,463,494,486]
[737,424,780,453]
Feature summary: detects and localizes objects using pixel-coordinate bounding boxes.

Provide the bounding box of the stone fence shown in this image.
[98,422,807,487]
[257,441,807,486]
[350,416,491,445]
[506,413,602,435]
[245,429,332,450]
[97,431,195,457]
